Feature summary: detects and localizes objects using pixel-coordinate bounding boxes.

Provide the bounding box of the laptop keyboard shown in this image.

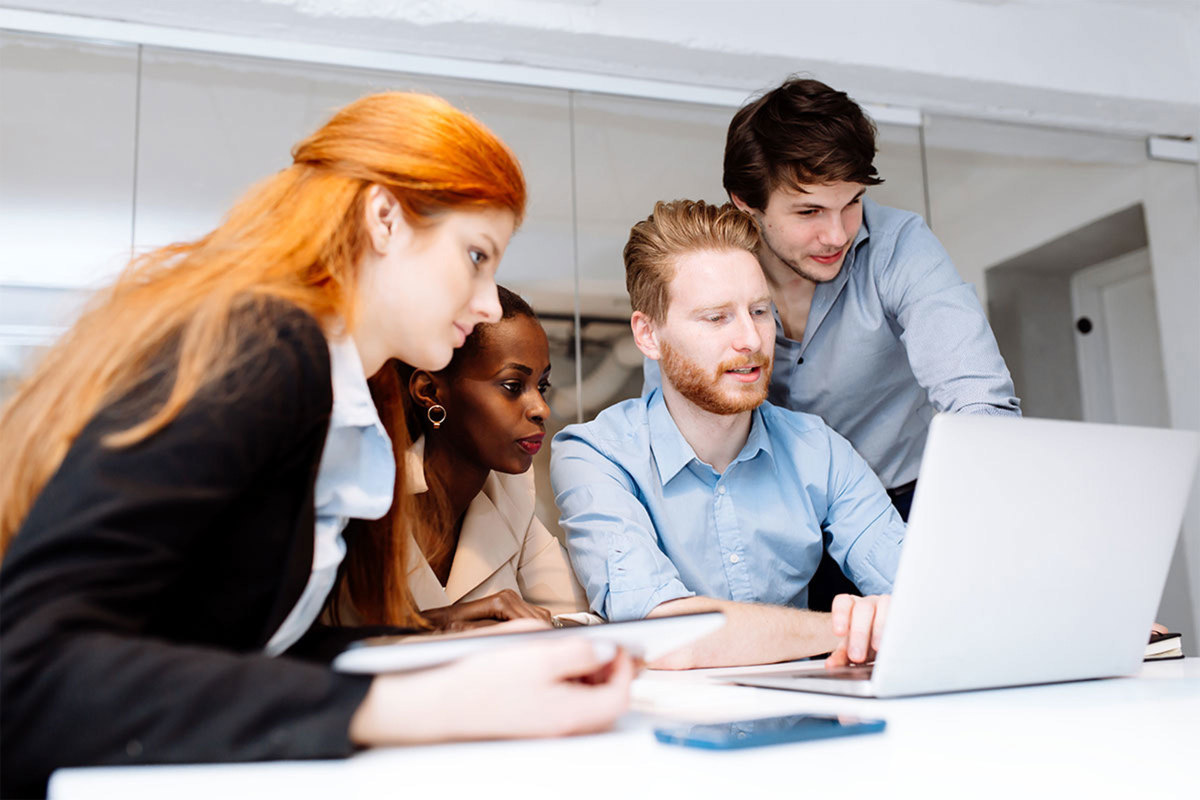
[790,664,875,681]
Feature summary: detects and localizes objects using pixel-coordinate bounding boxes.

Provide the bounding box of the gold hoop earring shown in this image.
[427,404,447,430]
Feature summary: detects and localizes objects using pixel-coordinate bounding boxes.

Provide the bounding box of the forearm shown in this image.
[350,638,634,745]
[347,648,553,744]
[645,596,838,669]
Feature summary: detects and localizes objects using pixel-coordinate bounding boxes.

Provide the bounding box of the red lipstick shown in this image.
[517,434,544,455]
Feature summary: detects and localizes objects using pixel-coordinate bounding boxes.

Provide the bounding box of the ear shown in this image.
[364,184,412,256]
[630,311,662,361]
[408,369,442,410]
[729,192,757,216]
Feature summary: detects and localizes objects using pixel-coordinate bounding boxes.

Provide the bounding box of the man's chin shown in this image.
[787,255,844,284]
[688,385,768,416]
[660,342,771,415]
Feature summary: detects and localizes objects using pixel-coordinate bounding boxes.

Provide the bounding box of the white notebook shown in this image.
[332,611,726,674]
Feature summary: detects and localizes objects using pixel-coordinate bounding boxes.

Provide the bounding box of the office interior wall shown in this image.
[2,28,1198,643]
[984,268,1082,422]
[983,203,1155,423]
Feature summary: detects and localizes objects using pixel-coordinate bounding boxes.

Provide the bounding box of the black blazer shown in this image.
[0,302,386,797]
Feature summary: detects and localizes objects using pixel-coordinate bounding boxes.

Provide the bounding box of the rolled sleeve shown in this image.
[551,430,693,621]
[820,427,906,595]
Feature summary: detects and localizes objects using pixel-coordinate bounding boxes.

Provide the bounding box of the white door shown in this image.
[1070,248,1170,428]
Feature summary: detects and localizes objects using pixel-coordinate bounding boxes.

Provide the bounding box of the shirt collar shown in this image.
[739,407,774,466]
[312,333,394,523]
[852,196,875,254]
[647,389,694,484]
[646,388,774,485]
[326,335,384,430]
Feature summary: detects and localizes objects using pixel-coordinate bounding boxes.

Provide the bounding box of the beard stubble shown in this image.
[659,343,773,415]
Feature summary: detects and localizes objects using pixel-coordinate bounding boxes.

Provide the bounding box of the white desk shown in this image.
[50,660,1200,799]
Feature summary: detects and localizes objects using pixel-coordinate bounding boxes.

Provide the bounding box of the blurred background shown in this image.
[2,0,1197,647]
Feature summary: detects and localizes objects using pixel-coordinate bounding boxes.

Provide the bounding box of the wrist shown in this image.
[349,669,461,746]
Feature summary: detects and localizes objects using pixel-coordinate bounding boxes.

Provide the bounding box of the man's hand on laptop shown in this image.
[827,594,890,669]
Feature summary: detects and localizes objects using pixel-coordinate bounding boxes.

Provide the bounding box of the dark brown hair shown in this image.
[723,77,883,211]
[624,200,761,323]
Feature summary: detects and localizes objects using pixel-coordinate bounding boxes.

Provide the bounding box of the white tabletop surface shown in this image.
[49,659,1200,800]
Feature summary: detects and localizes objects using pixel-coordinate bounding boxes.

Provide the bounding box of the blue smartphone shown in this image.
[654,713,886,750]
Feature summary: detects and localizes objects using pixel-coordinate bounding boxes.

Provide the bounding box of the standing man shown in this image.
[645,78,1020,605]
[728,76,1021,512]
[553,200,899,669]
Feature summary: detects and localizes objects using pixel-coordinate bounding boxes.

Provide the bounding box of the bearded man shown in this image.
[551,200,904,670]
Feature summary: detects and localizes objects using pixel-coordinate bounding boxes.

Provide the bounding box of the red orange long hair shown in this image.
[0,91,526,628]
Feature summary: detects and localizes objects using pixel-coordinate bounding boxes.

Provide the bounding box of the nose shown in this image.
[474,280,502,324]
[528,390,549,425]
[732,311,764,354]
[820,212,848,248]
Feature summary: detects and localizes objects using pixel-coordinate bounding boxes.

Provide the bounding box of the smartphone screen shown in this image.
[654,713,885,750]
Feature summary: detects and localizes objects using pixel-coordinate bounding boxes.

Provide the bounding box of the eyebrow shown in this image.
[481,233,500,258]
[789,187,866,210]
[496,362,533,376]
[694,298,770,314]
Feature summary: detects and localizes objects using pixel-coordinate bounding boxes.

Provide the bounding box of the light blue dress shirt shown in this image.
[551,389,905,621]
[265,335,395,656]
[646,196,1021,489]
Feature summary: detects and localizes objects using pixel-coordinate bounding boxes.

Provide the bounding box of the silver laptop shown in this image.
[734,414,1198,698]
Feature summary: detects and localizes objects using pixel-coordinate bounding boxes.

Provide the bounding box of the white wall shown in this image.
[5,0,1199,135]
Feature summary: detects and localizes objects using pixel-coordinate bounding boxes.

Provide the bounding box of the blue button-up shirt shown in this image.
[646,196,1021,489]
[551,390,905,621]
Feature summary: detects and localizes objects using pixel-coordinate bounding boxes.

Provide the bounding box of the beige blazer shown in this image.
[332,437,590,624]
[403,438,589,616]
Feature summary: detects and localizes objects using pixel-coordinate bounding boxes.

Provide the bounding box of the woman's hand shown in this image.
[349,639,634,744]
[422,589,553,631]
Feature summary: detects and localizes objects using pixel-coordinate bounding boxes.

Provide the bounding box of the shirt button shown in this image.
[729,553,740,564]
[797,356,805,365]
[717,485,727,495]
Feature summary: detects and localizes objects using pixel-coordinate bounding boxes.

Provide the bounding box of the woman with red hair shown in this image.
[0,91,631,797]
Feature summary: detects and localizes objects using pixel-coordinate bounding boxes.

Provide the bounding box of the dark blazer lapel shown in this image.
[256,468,320,646]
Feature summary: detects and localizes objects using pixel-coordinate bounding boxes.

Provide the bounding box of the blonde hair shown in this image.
[0,91,526,628]
[623,200,761,322]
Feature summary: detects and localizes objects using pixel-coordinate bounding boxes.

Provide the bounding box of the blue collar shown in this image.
[853,196,874,251]
[646,388,774,485]
[326,336,385,431]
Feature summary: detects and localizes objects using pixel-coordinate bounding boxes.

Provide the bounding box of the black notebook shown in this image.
[1145,631,1183,661]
